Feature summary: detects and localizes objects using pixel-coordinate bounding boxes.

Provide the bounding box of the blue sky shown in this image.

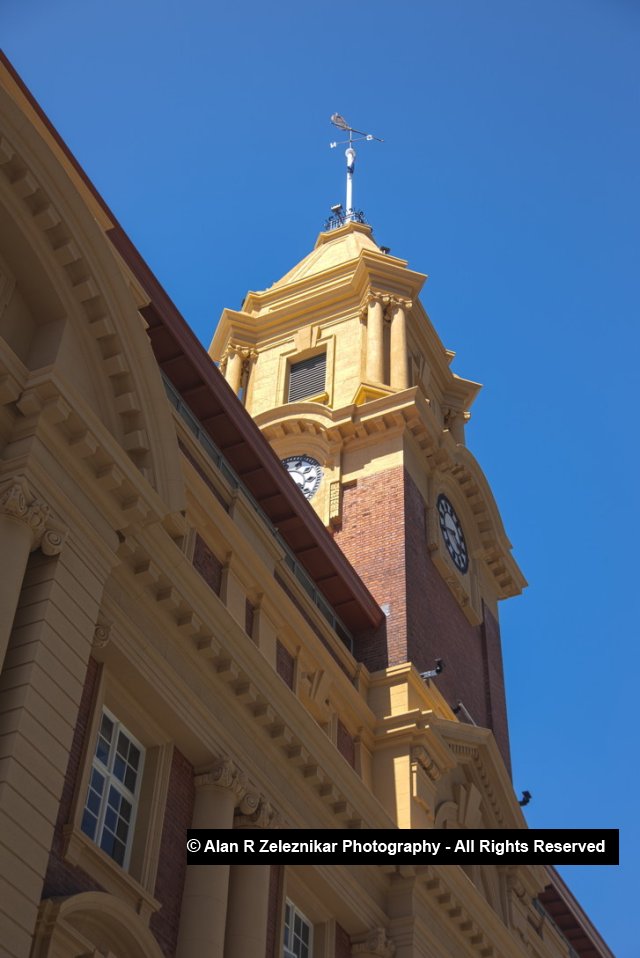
[3,0,638,953]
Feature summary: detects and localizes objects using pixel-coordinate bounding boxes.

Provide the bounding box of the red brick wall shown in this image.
[42,657,104,899]
[245,599,255,638]
[337,720,356,769]
[265,865,284,958]
[276,640,295,689]
[193,533,223,594]
[333,467,511,770]
[333,468,407,669]
[404,472,510,769]
[335,922,351,958]
[481,603,511,773]
[150,747,195,958]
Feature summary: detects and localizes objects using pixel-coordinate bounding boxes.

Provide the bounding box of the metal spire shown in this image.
[328,114,383,227]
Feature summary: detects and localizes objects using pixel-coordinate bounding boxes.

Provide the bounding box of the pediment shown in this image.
[0,85,184,514]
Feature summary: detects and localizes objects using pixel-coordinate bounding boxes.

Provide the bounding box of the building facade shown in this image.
[0,53,613,958]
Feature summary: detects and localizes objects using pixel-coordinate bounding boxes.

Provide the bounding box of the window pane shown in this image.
[100,831,115,857]
[112,837,126,866]
[113,755,126,783]
[81,809,97,839]
[91,768,105,793]
[96,735,110,765]
[100,713,114,742]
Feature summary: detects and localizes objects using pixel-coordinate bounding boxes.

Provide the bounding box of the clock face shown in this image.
[437,494,469,574]
[281,456,323,500]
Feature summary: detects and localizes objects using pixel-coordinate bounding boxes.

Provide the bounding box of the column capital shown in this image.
[0,475,67,555]
[366,290,385,307]
[223,343,258,363]
[351,927,396,958]
[361,290,385,319]
[196,757,248,800]
[235,794,280,829]
[386,296,412,316]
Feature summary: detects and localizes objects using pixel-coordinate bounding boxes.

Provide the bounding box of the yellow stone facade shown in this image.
[0,53,612,958]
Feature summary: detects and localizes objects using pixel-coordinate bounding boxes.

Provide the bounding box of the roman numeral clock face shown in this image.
[437,494,469,573]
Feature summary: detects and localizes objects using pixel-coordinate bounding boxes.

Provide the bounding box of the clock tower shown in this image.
[210,218,525,770]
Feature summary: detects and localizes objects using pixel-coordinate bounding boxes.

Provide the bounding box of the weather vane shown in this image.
[329,113,383,225]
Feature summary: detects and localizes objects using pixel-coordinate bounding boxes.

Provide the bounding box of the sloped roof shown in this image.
[270,221,381,288]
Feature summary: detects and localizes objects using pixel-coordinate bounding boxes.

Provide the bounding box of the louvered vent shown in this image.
[288,353,326,402]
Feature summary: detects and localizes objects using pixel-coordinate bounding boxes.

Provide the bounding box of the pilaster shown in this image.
[0,527,110,958]
[0,476,66,674]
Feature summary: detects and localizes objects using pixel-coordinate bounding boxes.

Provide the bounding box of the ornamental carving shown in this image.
[351,927,396,958]
[385,296,413,320]
[0,476,67,555]
[196,757,247,800]
[220,343,258,371]
[92,620,112,650]
[412,745,442,782]
[235,795,280,829]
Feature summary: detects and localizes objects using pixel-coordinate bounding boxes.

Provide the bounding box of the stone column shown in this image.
[0,476,66,675]
[224,347,243,395]
[366,294,385,383]
[389,299,411,390]
[177,759,247,958]
[223,795,278,958]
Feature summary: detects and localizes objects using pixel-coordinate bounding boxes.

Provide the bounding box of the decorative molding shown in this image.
[0,475,67,555]
[196,757,247,800]
[235,795,280,829]
[221,343,258,369]
[385,296,413,320]
[412,745,442,782]
[351,926,396,958]
[113,531,380,830]
[329,480,341,525]
[447,742,505,827]
[92,621,112,650]
[0,131,155,481]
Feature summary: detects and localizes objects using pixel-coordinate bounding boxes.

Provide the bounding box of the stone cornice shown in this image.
[0,127,155,481]
[107,528,392,831]
[12,373,185,540]
[351,926,396,957]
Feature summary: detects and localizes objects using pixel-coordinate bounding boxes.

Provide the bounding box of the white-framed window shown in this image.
[284,900,313,958]
[80,707,145,869]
